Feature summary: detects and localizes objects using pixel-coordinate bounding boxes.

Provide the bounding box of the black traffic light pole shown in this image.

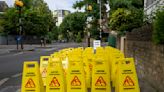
[18,6,23,50]
[87,4,92,47]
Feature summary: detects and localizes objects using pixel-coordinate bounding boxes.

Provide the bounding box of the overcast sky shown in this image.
[1,0,80,12]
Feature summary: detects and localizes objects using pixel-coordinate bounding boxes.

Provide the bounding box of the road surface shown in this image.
[0,43,84,92]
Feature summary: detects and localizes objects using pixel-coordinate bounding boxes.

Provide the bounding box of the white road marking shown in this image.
[0,86,20,92]
[16,89,20,92]
[0,78,9,86]
[13,52,23,56]
[11,73,22,78]
[0,52,23,58]
[0,73,22,88]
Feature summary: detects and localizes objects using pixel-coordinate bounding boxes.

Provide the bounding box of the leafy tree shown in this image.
[73,0,109,39]
[76,32,82,43]
[0,14,5,33]
[109,8,143,33]
[109,0,143,11]
[109,0,144,34]
[1,8,18,35]
[153,9,164,44]
[0,0,55,38]
[59,12,87,41]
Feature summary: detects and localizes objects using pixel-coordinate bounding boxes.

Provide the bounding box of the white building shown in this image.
[144,0,164,16]
[53,10,70,26]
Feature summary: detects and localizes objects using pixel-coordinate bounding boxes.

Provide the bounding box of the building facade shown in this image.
[53,10,71,26]
[0,1,8,14]
[144,0,164,16]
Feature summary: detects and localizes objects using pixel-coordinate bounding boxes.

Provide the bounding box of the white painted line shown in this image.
[0,78,9,86]
[16,89,20,92]
[11,73,22,78]
[43,48,55,51]
[13,52,23,56]
[0,52,23,58]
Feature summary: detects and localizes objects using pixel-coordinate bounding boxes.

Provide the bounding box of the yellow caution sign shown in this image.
[86,49,94,88]
[83,54,94,88]
[25,78,36,88]
[49,77,60,87]
[21,61,44,92]
[110,53,124,87]
[83,47,93,56]
[46,59,66,92]
[115,58,140,92]
[67,58,87,92]
[71,76,81,86]
[104,46,112,78]
[91,57,111,92]
[40,56,50,86]
[96,47,104,56]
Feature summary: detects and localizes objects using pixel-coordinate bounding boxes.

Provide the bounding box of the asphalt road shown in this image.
[0,49,55,92]
[0,43,85,92]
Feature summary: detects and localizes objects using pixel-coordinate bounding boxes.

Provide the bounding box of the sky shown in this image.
[1,0,80,12]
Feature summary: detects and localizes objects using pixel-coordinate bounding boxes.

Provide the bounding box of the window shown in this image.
[58,10,63,17]
[146,0,155,8]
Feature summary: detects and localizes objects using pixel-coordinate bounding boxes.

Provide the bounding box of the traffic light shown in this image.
[87,4,92,11]
[15,0,24,7]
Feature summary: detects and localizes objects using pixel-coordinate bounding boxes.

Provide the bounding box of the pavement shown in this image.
[0,45,34,56]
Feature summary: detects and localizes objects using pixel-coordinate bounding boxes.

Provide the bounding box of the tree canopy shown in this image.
[73,0,109,39]
[153,9,164,44]
[109,0,144,34]
[109,0,143,11]
[59,12,86,41]
[0,0,55,37]
[109,8,143,33]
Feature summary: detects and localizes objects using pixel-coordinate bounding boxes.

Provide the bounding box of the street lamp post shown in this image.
[98,0,102,41]
[86,4,92,47]
[15,0,24,50]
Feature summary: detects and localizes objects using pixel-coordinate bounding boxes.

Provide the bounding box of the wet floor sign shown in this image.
[83,48,94,89]
[25,78,35,88]
[95,47,104,56]
[83,56,93,88]
[110,53,124,87]
[40,56,50,86]
[46,59,66,92]
[67,58,87,92]
[91,57,111,92]
[21,62,44,92]
[115,58,140,92]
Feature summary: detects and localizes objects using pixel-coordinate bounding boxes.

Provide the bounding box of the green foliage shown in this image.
[153,10,164,44]
[73,0,109,38]
[131,0,143,8]
[90,19,100,39]
[76,32,82,43]
[110,0,132,11]
[45,27,59,42]
[0,0,55,38]
[1,8,18,35]
[109,8,143,33]
[109,0,144,34]
[110,0,143,11]
[51,27,59,40]
[59,12,86,41]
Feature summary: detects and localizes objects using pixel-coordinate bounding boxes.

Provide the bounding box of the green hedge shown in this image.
[153,10,164,44]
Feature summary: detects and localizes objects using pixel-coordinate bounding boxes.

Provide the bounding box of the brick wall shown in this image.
[125,24,164,92]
